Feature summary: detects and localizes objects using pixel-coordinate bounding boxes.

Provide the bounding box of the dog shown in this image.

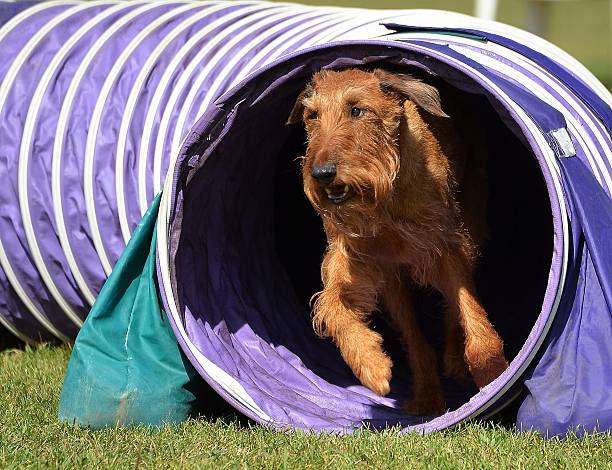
[287,68,508,415]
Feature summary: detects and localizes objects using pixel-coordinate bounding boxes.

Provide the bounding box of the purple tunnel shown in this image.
[1,2,611,434]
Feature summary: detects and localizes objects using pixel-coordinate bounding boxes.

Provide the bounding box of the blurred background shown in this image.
[275,0,611,90]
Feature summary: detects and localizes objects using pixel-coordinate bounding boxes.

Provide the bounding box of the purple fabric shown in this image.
[518,155,612,436]
[0,3,72,340]
[0,1,333,341]
[32,4,144,300]
[0,4,114,339]
[406,40,569,133]
[0,267,56,343]
[81,2,184,269]
[466,31,612,134]
[0,1,38,25]
[119,2,252,230]
[172,9,316,163]
[393,36,612,187]
[25,4,132,322]
[441,41,611,188]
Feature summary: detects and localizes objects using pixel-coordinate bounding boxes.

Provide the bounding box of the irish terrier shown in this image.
[287,68,508,415]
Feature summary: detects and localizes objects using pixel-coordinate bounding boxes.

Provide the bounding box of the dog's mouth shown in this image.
[323,183,353,205]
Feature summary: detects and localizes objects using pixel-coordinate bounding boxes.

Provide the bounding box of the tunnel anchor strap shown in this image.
[58,194,210,428]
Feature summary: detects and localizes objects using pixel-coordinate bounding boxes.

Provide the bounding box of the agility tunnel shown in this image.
[0,1,610,436]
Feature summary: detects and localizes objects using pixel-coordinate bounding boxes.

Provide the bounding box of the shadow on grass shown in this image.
[184,362,257,429]
[0,324,25,352]
[483,395,522,432]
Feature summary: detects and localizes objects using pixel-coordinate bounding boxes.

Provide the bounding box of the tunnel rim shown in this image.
[156,39,568,433]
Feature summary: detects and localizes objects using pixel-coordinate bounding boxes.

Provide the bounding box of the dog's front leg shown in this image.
[443,310,470,381]
[435,256,508,389]
[313,244,392,396]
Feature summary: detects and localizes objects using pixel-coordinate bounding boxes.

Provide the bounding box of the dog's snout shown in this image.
[311,163,336,184]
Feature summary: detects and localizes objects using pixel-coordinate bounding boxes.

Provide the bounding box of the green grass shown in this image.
[1,345,611,469]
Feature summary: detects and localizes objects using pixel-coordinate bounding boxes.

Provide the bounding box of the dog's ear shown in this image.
[286,83,314,125]
[374,70,449,118]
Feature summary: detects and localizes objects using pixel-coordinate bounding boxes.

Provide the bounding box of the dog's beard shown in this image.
[301,141,400,237]
[304,171,397,239]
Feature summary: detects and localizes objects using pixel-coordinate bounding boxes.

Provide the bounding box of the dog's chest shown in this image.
[352,228,430,267]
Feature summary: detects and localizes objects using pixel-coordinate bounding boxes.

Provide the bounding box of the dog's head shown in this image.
[287,68,447,235]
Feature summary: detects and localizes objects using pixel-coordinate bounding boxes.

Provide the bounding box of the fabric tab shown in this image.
[549,128,577,158]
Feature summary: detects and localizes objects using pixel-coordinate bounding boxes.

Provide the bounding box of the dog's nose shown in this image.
[311,163,336,184]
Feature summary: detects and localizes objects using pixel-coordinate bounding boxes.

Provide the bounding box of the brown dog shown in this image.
[287,68,508,415]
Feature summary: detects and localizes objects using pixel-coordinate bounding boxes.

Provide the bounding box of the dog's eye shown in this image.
[350,106,364,118]
[307,110,318,120]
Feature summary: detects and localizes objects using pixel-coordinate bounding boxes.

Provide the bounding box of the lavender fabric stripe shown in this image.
[118,3,253,241]
[0,2,76,339]
[161,5,315,192]
[0,4,111,338]
[465,29,612,132]
[438,39,611,193]
[157,9,342,202]
[0,0,40,25]
[382,23,612,132]
[58,2,181,286]
[188,9,332,129]
[31,2,146,307]
[23,3,126,325]
[137,2,276,216]
[409,40,568,133]
[0,4,72,78]
[55,3,173,312]
[0,264,56,343]
[52,1,181,314]
[87,3,196,273]
[452,41,612,186]
[226,12,350,88]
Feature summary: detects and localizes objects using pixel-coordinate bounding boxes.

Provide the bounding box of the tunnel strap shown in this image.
[381,23,488,42]
[58,194,209,427]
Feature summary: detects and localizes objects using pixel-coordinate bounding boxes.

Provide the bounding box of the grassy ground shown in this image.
[1,345,611,469]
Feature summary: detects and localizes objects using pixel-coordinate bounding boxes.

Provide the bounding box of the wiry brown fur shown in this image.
[287,68,508,415]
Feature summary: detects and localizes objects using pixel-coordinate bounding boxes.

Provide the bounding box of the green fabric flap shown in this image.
[58,194,204,427]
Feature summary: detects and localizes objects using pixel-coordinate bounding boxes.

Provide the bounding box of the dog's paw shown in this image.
[340,328,393,396]
[402,395,446,416]
[357,348,393,396]
[470,354,508,389]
